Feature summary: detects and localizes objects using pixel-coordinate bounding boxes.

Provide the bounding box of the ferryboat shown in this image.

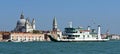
[49,22,109,42]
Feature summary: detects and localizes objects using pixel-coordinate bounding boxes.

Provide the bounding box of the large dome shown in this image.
[17,19,26,26]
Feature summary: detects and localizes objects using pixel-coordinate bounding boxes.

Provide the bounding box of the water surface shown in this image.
[0,41,120,54]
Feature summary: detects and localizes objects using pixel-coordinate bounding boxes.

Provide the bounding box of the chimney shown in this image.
[97,25,101,39]
[69,22,72,28]
[87,26,90,30]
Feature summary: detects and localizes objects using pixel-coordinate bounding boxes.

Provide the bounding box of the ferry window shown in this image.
[76,31,77,33]
[71,35,73,37]
[80,32,82,33]
[87,35,89,37]
[68,35,71,37]
[77,35,78,37]
[83,35,85,39]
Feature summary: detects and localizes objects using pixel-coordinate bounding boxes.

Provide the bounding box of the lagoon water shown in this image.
[0,41,120,54]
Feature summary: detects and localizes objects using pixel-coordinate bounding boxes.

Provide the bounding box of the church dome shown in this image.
[17,19,26,26]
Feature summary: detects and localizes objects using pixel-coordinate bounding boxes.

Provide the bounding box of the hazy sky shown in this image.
[0,0,120,34]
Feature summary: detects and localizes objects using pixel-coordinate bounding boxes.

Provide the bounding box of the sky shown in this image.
[0,0,120,34]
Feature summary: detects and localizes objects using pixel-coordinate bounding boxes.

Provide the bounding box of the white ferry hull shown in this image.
[57,39,109,42]
[48,36,109,42]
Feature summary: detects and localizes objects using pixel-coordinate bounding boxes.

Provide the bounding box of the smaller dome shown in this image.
[17,19,26,26]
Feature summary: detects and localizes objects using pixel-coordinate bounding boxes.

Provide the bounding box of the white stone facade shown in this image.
[10,33,45,42]
[13,13,35,32]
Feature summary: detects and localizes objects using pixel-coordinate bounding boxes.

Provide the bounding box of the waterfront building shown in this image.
[108,34,120,40]
[101,34,107,39]
[0,32,3,41]
[10,32,45,42]
[0,32,11,42]
[13,13,35,32]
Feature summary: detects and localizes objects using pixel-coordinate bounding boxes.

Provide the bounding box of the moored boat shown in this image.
[49,22,109,42]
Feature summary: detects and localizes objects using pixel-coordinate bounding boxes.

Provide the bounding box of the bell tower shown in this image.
[25,19,29,32]
[53,16,58,31]
[32,18,36,30]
